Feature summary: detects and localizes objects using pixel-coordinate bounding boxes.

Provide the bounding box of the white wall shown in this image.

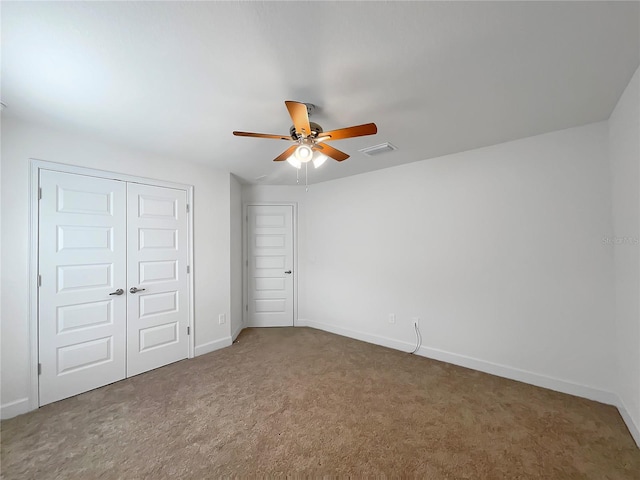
[609,66,640,444]
[275,123,617,404]
[230,175,243,340]
[1,116,232,417]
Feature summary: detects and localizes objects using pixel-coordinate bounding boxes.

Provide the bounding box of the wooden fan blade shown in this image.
[321,123,377,141]
[316,143,350,162]
[285,101,312,137]
[274,144,298,162]
[233,131,291,140]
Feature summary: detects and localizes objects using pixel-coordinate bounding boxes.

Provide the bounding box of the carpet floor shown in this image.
[1,327,638,479]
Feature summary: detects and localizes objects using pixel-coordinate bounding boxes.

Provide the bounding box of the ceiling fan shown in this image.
[233,101,377,168]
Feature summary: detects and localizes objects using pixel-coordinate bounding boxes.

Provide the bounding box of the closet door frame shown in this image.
[29,159,195,411]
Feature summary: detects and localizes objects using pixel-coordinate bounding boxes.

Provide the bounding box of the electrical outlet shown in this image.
[412,317,420,328]
[219,313,226,325]
[388,314,396,324]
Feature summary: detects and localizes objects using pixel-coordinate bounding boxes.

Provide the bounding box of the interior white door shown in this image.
[38,170,127,405]
[247,205,294,327]
[126,183,189,376]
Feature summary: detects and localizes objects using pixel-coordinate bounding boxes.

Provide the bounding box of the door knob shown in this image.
[129,287,146,294]
[109,288,124,296]
[284,270,292,274]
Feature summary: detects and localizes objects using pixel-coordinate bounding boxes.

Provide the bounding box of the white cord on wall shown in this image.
[410,321,422,354]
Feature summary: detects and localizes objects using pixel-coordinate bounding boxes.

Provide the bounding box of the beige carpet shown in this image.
[1,327,638,479]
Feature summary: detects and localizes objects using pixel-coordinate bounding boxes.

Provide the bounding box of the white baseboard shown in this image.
[194,336,232,357]
[415,344,619,407]
[298,320,620,410]
[231,322,243,342]
[1,397,30,420]
[297,318,414,352]
[616,397,640,448]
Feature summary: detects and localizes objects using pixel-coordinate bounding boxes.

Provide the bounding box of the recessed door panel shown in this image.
[139,228,178,250]
[255,298,287,313]
[57,187,112,215]
[255,278,286,291]
[57,300,113,333]
[255,234,285,248]
[57,226,112,252]
[139,260,178,284]
[57,337,113,375]
[139,195,177,219]
[139,291,178,318]
[139,322,178,352]
[57,264,112,292]
[255,256,285,270]
[256,214,286,228]
[247,205,294,327]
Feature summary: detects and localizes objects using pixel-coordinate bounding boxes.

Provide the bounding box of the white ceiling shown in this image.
[2,1,639,185]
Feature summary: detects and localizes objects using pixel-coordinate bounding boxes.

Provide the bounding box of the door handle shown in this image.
[284,270,292,274]
[129,287,146,294]
[109,288,124,296]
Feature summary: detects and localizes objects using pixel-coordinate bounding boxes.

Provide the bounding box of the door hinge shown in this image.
[187,265,190,274]
[38,274,42,287]
[245,304,248,312]
[187,326,190,335]
[38,363,42,375]
[186,204,190,213]
[38,187,42,200]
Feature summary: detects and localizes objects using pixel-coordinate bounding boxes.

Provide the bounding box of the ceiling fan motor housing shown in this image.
[290,122,323,141]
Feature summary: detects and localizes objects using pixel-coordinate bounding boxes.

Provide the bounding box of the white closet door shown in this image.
[126,183,189,376]
[38,170,127,405]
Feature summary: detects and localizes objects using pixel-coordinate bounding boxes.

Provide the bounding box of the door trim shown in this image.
[242,202,298,328]
[29,159,195,410]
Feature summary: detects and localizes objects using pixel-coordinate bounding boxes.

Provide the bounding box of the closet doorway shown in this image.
[32,162,193,406]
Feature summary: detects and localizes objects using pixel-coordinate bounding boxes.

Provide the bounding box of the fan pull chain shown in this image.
[296,167,299,184]
[305,162,309,192]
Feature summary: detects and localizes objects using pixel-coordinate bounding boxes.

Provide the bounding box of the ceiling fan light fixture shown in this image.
[312,152,328,168]
[294,145,313,162]
[287,156,302,169]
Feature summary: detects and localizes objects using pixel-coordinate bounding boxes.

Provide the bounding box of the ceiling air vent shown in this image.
[358,142,397,157]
